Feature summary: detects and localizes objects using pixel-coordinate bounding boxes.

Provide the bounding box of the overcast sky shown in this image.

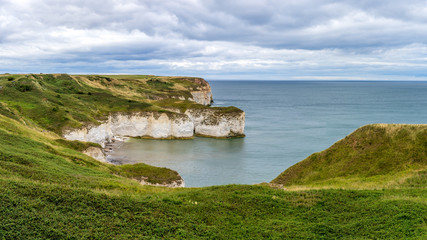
[1,0,427,80]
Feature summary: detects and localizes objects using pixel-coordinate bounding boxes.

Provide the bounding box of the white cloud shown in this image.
[0,0,426,79]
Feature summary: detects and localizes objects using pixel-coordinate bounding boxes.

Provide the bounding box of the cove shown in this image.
[111,80,427,187]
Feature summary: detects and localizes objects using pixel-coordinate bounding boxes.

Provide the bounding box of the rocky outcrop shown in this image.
[188,78,213,105]
[63,112,194,147]
[83,147,107,162]
[190,90,213,106]
[185,108,245,138]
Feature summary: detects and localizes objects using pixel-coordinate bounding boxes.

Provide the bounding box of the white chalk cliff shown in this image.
[64,109,244,147]
[64,112,194,147]
[190,90,213,106]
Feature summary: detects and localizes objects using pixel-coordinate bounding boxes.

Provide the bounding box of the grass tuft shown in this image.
[111,163,182,185]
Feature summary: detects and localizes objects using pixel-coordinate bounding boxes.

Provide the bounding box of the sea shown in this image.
[111,81,427,187]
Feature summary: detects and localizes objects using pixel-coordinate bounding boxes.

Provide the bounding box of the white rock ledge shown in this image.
[64,110,245,147]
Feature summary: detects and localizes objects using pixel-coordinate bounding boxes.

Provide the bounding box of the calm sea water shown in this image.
[112,81,427,187]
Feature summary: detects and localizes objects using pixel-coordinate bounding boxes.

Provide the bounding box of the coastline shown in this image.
[102,136,186,188]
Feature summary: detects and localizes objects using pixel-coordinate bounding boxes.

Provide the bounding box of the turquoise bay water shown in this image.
[113,81,427,187]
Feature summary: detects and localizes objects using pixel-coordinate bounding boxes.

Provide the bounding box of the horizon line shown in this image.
[2,73,427,82]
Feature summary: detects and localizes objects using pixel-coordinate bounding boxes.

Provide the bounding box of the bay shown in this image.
[111,81,427,187]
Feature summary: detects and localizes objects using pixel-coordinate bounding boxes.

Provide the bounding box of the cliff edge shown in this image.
[0,74,244,147]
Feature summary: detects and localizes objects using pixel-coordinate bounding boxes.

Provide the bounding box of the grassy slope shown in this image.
[0,75,426,238]
[0,114,179,190]
[272,124,427,189]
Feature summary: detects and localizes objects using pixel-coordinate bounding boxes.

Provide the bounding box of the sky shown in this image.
[1,0,427,80]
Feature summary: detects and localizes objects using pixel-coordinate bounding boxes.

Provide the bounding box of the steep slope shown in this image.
[0,113,183,188]
[272,124,427,188]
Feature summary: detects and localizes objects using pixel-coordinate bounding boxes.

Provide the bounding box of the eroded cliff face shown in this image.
[190,90,213,106]
[188,78,213,105]
[64,108,245,147]
[185,109,245,138]
[63,112,194,147]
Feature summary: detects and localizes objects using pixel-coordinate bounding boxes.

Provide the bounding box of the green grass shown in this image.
[272,124,427,189]
[146,78,175,91]
[156,98,243,114]
[54,138,102,151]
[0,180,425,239]
[98,74,154,80]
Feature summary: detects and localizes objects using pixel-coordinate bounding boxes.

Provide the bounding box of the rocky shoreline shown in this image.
[83,135,186,188]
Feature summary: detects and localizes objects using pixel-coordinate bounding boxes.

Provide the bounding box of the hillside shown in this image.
[272,124,427,189]
[0,75,426,239]
[0,74,236,134]
[0,114,425,238]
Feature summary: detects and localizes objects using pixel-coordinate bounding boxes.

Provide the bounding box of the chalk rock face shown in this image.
[63,112,194,147]
[185,109,245,138]
[83,147,106,162]
[190,90,213,106]
[188,78,213,105]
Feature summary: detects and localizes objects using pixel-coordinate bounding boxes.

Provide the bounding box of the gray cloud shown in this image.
[0,0,426,79]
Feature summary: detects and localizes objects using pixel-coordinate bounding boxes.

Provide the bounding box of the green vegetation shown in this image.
[155,98,210,113]
[0,74,216,134]
[0,114,424,239]
[55,139,102,152]
[1,182,425,239]
[272,124,427,189]
[156,98,242,114]
[147,78,175,91]
[0,74,425,238]
[111,163,182,185]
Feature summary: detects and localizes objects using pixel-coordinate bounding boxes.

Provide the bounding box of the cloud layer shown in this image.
[1,0,427,79]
